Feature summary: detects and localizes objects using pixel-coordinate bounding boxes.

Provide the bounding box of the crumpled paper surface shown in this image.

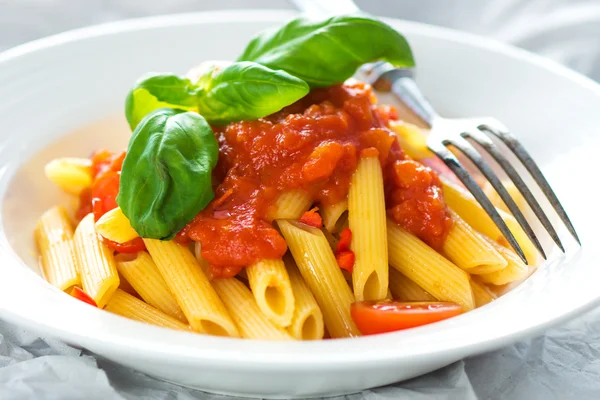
[2,0,600,399]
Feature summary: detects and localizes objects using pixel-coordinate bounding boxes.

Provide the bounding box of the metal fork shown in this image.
[291,0,581,263]
[361,63,579,263]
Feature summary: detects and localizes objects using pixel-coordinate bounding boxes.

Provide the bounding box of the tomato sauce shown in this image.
[77,150,146,253]
[179,83,452,274]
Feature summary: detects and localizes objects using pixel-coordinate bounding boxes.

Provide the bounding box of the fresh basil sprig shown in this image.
[238,14,415,87]
[124,62,309,129]
[116,108,219,240]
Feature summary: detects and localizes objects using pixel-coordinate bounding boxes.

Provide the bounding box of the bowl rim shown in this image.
[1,9,600,369]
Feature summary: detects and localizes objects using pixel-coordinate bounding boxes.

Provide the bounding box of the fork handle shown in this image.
[389,77,438,128]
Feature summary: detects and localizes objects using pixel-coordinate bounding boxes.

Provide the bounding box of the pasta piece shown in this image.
[441,179,538,265]
[73,213,119,308]
[117,272,138,297]
[266,189,312,220]
[44,157,92,195]
[388,121,432,159]
[387,220,475,310]
[348,155,388,301]
[284,256,324,340]
[322,228,339,252]
[388,269,436,302]
[470,278,497,308]
[386,288,393,300]
[192,242,212,277]
[246,259,295,328]
[211,277,293,340]
[482,180,526,213]
[277,220,360,338]
[321,200,348,233]
[490,265,537,296]
[95,207,139,243]
[35,206,80,291]
[443,210,507,275]
[105,289,190,331]
[143,239,239,337]
[115,252,187,323]
[478,237,529,285]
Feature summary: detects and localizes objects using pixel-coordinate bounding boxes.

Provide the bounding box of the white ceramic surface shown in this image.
[0,10,599,399]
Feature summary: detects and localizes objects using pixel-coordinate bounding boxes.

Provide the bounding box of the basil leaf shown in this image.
[195,61,309,125]
[117,108,218,240]
[125,74,199,130]
[238,14,414,87]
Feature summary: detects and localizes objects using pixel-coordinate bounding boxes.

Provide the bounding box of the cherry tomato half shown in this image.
[351,301,462,335]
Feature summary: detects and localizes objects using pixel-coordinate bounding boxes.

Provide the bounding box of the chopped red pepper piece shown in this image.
[70,287,98,307]
[336,250,355,273]
[299,207,323,229]
[336,227,352,253]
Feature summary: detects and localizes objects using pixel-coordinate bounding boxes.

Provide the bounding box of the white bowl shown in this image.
[0,10,599,399]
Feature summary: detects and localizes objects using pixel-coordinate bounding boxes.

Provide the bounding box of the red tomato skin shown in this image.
[351,301,463,335]
[70,287,98,307]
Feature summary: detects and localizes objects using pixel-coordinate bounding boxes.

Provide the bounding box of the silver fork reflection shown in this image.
[361,62,580,263]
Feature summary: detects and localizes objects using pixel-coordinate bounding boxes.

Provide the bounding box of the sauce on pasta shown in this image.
[176,83,452,276]
[76,83,452,275]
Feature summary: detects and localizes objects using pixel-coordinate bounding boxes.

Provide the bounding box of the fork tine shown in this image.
[446,136,547,261]
[426,140,529,264]
[480,124,581,245]
[464,129,565,253]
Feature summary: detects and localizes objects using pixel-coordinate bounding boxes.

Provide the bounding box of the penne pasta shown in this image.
[277,220,360,338]
[482,179,526,214]
[211,277,293,340]
[388,268,436,302]
[246,259,295,328]
[266,189,312,221]
[387,220,475,310]
[469,278,497,308]
[95,207,139,244]
[443,210,507,275]
[117,271,139,297]
[441,178,538,265]
[322,228,339,252]
[143,239,239,337]
[478,237,529,285]
[284,256,324,340]
[105,289,190,331]
[44,157,92,195]
[321,200,348,233]
[348,155,388,301]
[115,252,187,323]
[388,120,433,160]
[73,213,119,308]
[34,206,80,291]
